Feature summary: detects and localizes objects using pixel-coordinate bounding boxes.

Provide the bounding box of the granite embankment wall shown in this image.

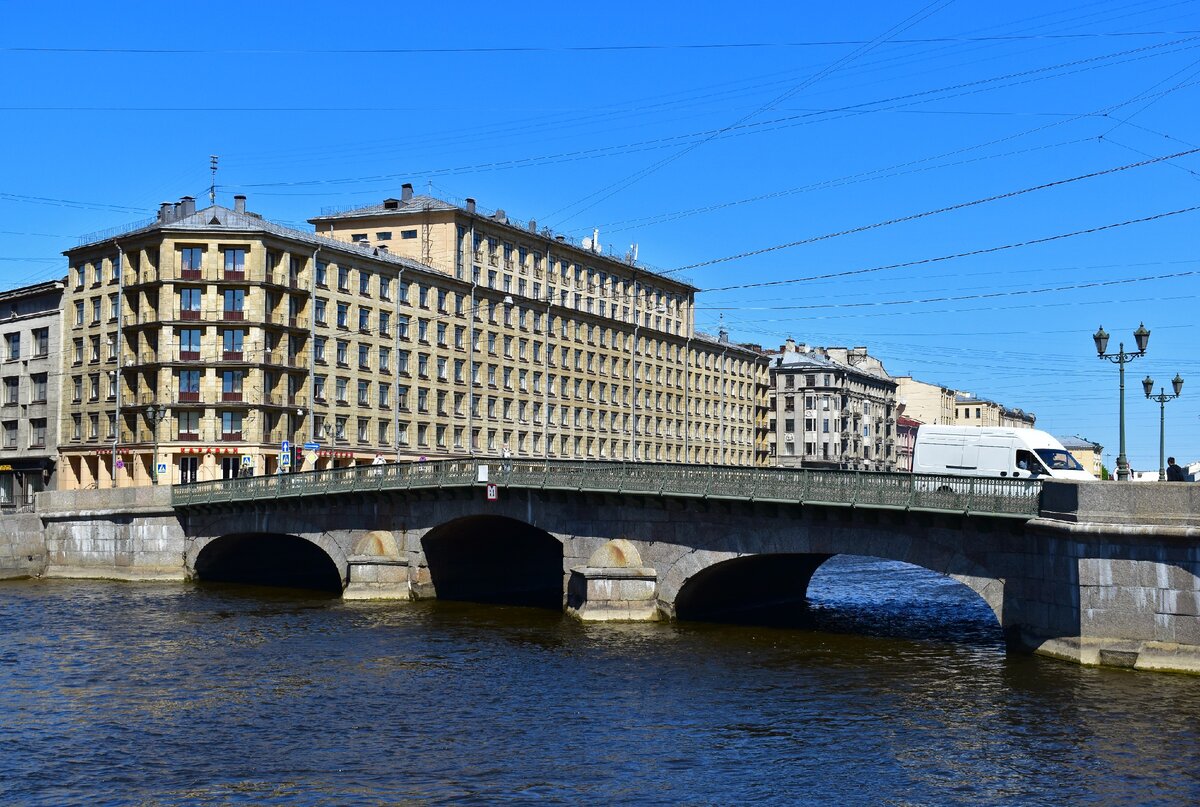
[0,487,188,581]
[0,513,49,580]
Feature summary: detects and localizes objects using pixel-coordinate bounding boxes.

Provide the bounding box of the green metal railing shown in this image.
[171,459,1043,518]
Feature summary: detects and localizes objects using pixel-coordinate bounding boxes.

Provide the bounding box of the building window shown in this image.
[359,272,371,295]
[314,337,326,364]
[2,378,17,405]
[223,248,246,278]
[338,267,350,291]
[180,247,203,278]
[176,411,199,440]
[358,307,370,332]
[315,298,327,325]
[180,287,203,319]
[358,344,370,369]
[336,340,348,367]
[401,229,418,240]
[223,289,245,320]
[30,418,46,448]
[180,329,202,361]
[31,373,47,403]
[222,370,243,401]
[336,303,349,329]
[179,370,200,402]
[2,420,17,448]
[32,328,49,357]
[4,333,19,361]
[315,261,328,287]
[222,329,244,359]
[220,411,243,440]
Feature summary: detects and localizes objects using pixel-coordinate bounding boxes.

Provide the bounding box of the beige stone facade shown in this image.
[58,192,769,488]
[894,376,956,426]
[955,392,1036,428]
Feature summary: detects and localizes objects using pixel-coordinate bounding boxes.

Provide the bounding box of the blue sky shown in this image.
[3,0,1198,471]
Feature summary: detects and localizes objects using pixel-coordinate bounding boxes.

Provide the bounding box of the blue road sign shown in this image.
[303,442,320,451]
[281,440,291,453]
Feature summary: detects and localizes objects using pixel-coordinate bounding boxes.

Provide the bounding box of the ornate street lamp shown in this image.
[146,404,168,485]
[1143,373,1183,481]
[1093,323,1149,481]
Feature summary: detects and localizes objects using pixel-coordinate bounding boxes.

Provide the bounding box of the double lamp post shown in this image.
[1093,323,1184,481]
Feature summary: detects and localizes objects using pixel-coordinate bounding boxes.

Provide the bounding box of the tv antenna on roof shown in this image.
[209,155,219,204]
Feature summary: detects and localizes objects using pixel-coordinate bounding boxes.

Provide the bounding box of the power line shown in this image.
[6,32,1199,55]
[679,148,1200,276]
[702,269,1198,311]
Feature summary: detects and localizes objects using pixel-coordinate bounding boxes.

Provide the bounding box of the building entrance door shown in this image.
[221,456,240,479]
[180,457,199,484]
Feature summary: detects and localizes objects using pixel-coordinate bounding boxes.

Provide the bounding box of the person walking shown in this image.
[1166,457,1185,481]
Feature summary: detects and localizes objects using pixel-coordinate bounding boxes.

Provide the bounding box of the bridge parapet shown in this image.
[171,460,1042,518]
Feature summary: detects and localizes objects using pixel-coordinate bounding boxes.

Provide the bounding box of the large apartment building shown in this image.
[768,340,898,471]
[894,376,956,426]
[58,191,769,488]
[0,281,63,508]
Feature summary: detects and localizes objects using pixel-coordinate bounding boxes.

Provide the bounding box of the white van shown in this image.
[912,426,1094,481]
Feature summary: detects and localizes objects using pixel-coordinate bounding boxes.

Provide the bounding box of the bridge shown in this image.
[10,460,1200,674]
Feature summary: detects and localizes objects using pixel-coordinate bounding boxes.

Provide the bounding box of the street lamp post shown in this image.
[1143,373,1183,481]
[1093,323,1150,481]
[146,404,168,485]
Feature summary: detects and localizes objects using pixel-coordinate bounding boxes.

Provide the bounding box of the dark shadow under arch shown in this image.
[675,553,833,623]
[422,515,563,609]
[194,533,343,593]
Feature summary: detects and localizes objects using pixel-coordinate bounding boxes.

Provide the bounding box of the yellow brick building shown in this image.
[58,191,769,488]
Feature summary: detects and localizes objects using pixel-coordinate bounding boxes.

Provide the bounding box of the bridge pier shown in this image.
[566,539,659,621]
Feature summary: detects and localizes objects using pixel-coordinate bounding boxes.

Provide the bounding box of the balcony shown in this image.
[177,391,201,404]
[180,268,202,281]
[268,314,308,330]
[221,431,243,442]
[221,391,244,402]
[222,269,246,282]
[222,310,245,322]
[179,309,202,321]
[179,350,200,362]
[221,351,244,362]
[177,431,200,441]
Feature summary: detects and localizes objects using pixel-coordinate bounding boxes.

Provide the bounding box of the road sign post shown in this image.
[486,483,498,501]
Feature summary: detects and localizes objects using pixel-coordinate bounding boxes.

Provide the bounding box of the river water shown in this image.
[1,555,1199,806]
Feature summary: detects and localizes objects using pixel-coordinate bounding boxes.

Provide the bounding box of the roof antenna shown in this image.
[209,155,219,205]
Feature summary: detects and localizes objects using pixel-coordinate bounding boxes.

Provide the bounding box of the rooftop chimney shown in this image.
[465,197,476,215]
[528,219,537,233]
[158,202,173,223]
[401,183,414,202]
[233,194,246,214]
[784,337,796,353]
[555,235,565,242]
[493,208,507,224]
[179,196,195,217]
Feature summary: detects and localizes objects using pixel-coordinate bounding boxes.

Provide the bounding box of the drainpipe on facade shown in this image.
[308,247,319,469]
[467,221,476,457]
[393,266,403,461]
[112,242,123,488]
[683,335,692,463]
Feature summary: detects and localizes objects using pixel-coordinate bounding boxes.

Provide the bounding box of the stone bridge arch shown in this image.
[186,531,349,592]
[420,514,564,608]
[653,517,1007,628]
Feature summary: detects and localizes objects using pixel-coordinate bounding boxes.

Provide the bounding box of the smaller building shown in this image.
[768,340,897,471]
[955,392,1036,428]
[0,280,63,509]
[1058,435,1104,479]
[895,376,956,426]
[896,415,922,472]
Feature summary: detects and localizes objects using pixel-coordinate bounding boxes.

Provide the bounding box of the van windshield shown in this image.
[1035,449,1084,472]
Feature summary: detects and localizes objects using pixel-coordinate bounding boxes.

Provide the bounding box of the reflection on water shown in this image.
[0,556,1198,805]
